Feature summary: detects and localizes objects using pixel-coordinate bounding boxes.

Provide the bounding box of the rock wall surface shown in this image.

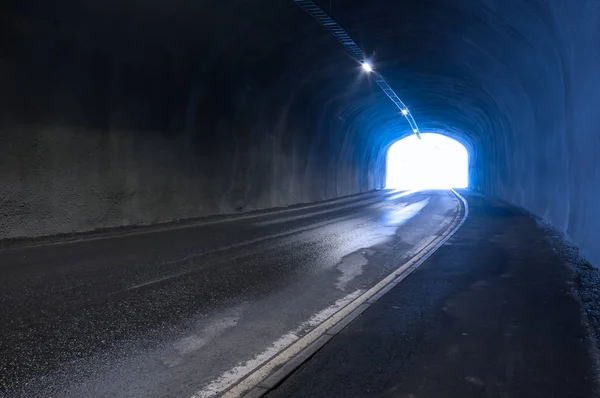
[2,0,599,266]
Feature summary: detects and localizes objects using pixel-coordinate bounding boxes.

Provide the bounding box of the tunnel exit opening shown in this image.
[386,133,468,190]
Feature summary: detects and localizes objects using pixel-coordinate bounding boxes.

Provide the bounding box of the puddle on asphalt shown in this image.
[333,199,433,291]
[335,249,375,290]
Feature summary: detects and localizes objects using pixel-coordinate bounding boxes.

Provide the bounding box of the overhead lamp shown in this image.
[361,62,373,73]
[401,109,408,115]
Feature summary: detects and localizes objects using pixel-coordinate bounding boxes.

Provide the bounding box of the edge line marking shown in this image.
[202,189,469,398]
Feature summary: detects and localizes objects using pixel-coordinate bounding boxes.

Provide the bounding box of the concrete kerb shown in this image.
[220,189,469,398]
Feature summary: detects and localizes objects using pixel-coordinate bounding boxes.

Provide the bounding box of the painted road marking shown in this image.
[0,190,415,253]
[121,213,361,292]
[404,235,438,258]
[253,190,419,227]
[191,189,468,398]
[386,189,420,201]
[124,196,425,292]
[192,290,364,398]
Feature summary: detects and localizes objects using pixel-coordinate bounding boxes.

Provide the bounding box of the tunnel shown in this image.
[2,0,599,265]
[5,0,598,266]
[3,1,600,396]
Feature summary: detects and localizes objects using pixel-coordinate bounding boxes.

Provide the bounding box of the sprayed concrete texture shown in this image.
[2,1,600,266]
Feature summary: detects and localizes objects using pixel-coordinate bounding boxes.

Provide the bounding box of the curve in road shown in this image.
[0,189,463,398]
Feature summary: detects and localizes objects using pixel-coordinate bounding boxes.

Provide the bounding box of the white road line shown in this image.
[405,235,438,258]
[253,190,418,227]
[192,290,364,398]
[254,203,367,227]
[0,191,408,252]
[212,189,468,398]
[122,214,361,292]
[386,189,421,201]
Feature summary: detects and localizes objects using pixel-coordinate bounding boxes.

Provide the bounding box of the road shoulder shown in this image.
[267,191,600,398]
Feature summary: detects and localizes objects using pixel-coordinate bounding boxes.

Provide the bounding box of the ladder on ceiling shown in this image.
[293,0,422,138]
[293,0,366,63]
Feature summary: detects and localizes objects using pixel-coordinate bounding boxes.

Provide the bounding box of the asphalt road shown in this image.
[0,189,459,397]
[268,192,599,398]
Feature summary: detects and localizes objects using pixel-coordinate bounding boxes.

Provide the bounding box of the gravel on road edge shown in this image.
[532,216,600,355]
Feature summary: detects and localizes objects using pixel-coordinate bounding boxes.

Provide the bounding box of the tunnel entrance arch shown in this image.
[386,133,468,190]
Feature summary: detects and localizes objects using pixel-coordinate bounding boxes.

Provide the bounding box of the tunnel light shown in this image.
[401,109,408,115]
[361,62,373,73]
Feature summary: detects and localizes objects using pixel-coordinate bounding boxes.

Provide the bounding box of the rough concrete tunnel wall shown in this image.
[347,0,600,266]
[1,0,384,238]
[2,0,600,268]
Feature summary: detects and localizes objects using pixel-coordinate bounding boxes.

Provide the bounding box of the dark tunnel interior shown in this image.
[1,0,599,266]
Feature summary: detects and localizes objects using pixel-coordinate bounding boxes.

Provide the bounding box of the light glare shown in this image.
[386,133,468,190]
[361,62,373,72]
[401,109,408,115]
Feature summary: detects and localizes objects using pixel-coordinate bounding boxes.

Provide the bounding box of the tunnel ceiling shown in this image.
[2,0,600,266]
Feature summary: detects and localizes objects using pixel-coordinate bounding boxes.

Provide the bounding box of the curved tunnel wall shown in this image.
[1,0,383,237]
[1,0,600,266]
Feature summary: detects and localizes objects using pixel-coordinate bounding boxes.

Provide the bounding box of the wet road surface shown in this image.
[267,192,599,398]
[0,189,459,397]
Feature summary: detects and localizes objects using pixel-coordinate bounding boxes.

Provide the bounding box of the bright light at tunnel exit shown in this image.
[386,133,468,190]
